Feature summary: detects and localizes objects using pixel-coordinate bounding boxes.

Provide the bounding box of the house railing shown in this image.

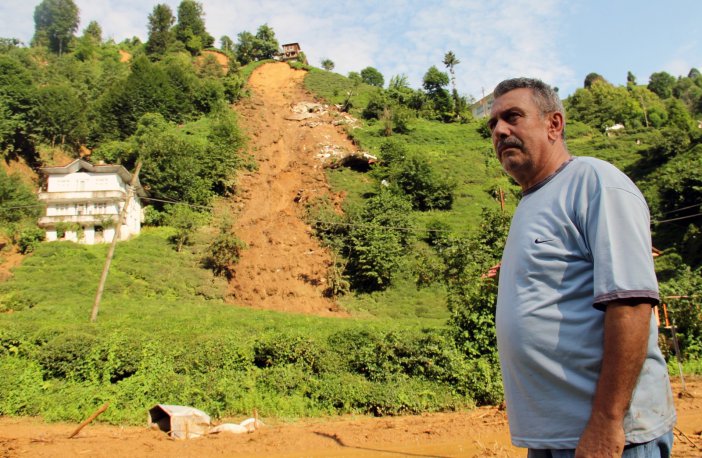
[38,190,127,203]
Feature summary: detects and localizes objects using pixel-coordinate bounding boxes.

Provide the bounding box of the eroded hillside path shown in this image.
[229,62,349,316]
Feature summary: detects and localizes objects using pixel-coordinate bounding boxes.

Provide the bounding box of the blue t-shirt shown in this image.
[496,157,676,449]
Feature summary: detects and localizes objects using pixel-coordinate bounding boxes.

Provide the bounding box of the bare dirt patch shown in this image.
[227,62,353,316]
[1,379,700,457]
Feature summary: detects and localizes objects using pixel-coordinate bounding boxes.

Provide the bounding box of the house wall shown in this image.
[47,172,127,194]
[40,168,142,245]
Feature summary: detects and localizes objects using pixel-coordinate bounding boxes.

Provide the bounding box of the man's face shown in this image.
[488,88,552,187]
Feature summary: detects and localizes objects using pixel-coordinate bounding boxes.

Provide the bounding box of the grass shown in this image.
[1,228,479,424]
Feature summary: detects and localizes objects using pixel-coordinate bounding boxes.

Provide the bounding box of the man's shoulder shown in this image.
[570,156,635,187]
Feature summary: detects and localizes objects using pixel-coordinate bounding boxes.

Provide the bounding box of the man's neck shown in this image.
[520,147,572,191]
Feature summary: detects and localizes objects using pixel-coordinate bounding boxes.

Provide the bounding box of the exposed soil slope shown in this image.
[228,63,351,316]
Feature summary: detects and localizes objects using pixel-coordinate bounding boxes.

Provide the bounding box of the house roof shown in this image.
[41,159,147,197]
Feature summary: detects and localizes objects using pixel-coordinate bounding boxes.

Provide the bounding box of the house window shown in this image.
[94,203,107,214]
[76,203,86,215]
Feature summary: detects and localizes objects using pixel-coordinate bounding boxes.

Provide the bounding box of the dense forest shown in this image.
[0,0,700,423]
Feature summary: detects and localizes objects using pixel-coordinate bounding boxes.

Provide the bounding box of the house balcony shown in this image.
[38,214,119,227]
[38,190,127,203]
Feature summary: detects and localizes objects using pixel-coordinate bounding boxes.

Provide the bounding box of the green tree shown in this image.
[0,169,40,224]
[443,208,511,358]
[567,79,644,130]
[32,0,79,55]
[220,35,234,54]
[73,20,102,61]
[422,66,450,96]
[321,58,335,71]
[0,55,35,154]
[173,0,214,55]
[32,83,87,147]
[673,74,702,115]
[253,24,279,60]
[443,51,461,117]
[164,204,208,252]
[83,20,102,43]
[360,66,384,87]
[648,71,676,99]
[345,191,413,291]
[583,72,605,88]
[666,98,694,131]
[626,70,637,86]
[422,65,452,120]
[235,31,256,65]
[146,4,175,58]
[135,114,214,207]
[347,71,362,84]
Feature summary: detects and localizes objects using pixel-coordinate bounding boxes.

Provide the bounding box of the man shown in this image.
[489,78,676,457]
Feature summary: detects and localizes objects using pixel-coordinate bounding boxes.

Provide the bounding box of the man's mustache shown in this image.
[498,137,523,153]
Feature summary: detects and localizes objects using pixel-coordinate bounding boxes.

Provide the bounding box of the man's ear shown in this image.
[547,111,564,142]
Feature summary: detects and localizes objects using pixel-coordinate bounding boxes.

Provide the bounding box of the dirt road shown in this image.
[227,62,350,316]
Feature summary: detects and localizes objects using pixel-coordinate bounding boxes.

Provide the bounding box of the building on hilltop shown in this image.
[279,42,302,61]
[38,159,146,244]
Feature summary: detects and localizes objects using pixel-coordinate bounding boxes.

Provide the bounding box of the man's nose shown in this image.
[492,119,510,139]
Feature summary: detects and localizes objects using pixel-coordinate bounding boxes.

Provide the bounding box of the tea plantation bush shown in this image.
[0,326,501,423]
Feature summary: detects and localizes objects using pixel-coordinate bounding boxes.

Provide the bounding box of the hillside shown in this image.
[228,63,347,315]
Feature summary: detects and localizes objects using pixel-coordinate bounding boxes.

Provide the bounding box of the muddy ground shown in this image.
[0,379,699,457]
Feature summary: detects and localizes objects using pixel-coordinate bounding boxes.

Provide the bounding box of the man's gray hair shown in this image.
[494,77,565,117]
[493,77,566,138]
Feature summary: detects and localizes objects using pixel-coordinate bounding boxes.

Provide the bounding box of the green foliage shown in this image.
[567,80,645,130]
[320,58,334,71]
[648,71,676,99]
[0,54,35,154]
[173,0,214,55]
[360,66,384,87]
[345,191,413,291]
[0,170,40,224]
[235,25,279,65]
[15,225,45,254]
[375,139,455,210]
[163,204,209,252]
[32,82,87,147]
[146,4,175,57]
[660,266,702,357]
[204,224,246,278]
[32,0,79,55]
[422,66,453,120]
[441,208,511,358]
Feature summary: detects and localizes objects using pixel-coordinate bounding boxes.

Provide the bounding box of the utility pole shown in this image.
[90,162,142,323]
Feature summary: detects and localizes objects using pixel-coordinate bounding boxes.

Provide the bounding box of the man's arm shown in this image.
[575,301,653,457]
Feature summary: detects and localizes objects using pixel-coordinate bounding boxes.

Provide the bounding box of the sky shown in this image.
[2,0,701,99]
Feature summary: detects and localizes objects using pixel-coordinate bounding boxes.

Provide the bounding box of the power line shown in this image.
[658,202,702,216]
[654,212,702,225]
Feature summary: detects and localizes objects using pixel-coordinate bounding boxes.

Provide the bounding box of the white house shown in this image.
[470,92,494,119]
[38,159,146,244]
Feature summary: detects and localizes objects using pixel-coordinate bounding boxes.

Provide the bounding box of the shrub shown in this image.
[37,332,98,381]
[0,356,44,415]
[253,334,329,374]
[15,225,45,254]
[204,230,246,278]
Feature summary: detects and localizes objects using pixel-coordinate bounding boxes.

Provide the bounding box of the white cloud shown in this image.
[3,0,576,97]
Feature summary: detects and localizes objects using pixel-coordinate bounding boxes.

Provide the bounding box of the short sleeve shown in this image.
[585,182,659,309]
